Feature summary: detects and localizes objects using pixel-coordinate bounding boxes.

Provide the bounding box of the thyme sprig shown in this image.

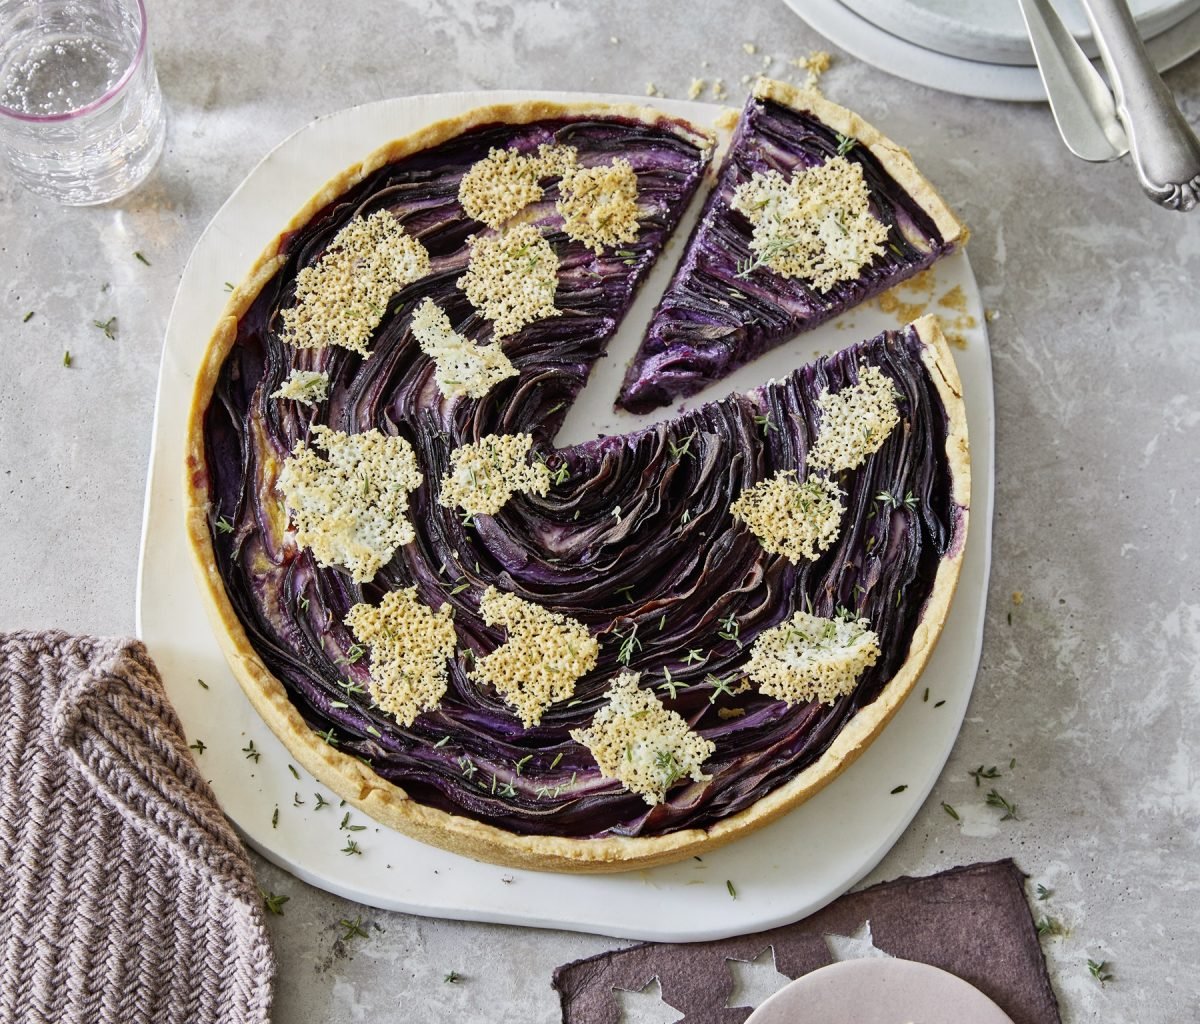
[717,611,740,646]
[614,624,642,666]
[735,232,805,279]
[338,916,369,940]
[705,672,739,703]
[969,765,1001,787]
[752,413,777,436]
[668,430,697,461]
[985,788,1019,821]
[834,132,858,157]
[261,889,289,915]
[1087,959,1113,984]
[93,316,117,339]
[876,489,917,511]
[242,740,260,763]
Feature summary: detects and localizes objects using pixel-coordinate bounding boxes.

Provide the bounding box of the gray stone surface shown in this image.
[2,1,1198,1021]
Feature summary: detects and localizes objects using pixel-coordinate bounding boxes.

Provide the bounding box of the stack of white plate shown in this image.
[784,0,1200,100]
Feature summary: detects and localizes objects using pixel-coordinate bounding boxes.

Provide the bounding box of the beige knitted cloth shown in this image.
[0,631,275,1024]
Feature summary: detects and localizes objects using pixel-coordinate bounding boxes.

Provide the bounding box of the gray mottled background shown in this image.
[2,1,1198,1021]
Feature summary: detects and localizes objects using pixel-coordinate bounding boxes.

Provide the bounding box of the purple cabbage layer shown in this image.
[617,92,958,414]
[202,116,960,841]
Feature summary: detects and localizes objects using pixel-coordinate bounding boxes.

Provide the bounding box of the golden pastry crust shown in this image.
[184,97,967,873]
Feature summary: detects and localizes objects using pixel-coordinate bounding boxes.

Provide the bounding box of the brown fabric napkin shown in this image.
[553,859,1060,1024]
[0,631,274,1024]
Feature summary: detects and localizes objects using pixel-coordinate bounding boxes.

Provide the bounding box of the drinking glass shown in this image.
[0,0,166,205]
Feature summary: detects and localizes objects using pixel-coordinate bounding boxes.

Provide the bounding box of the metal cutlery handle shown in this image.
[1080,0,1200,210]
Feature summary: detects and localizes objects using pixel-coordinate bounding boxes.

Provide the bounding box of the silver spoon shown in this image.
[1019,0,1200,211]
[1080,0,1200,210]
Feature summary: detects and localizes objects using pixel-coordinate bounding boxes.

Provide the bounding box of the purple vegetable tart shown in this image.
[619,79,967,414]
[186,96,970,872]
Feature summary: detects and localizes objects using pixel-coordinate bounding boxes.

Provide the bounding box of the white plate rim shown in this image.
[787,0,1200,102]
[135,89,995,942]
[837,0,1200,66]
[744,958,1016,1024]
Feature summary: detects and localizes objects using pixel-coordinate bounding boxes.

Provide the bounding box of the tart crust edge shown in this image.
[182,99,967,874]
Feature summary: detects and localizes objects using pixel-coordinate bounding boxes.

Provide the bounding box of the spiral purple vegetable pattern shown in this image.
[200,113,963,840]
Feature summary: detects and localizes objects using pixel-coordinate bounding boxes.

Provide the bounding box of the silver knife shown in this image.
[1016,0,1128,162]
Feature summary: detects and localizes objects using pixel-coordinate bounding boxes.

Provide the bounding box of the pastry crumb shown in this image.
[711,78,727,100]
[791,50,832,90]
[688,77,706,100]
[938,284,968,312]
[1012,591,1024,606]
[645,81,660,97]
[986,308,1000,322]
[742,41,757,55]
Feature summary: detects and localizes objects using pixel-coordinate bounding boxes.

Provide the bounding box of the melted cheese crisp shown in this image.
[281,210,431,355]
[570,672,715,805]
[457,223,561,338]
[410,298,518,399]
[278,425,422,583]
[472,586,599,727]
[556,157,641,254]
[458,144,578,228]
[438,433,550,516]
[807,364,901,472]
[344,588,457,726]
[730,156,889,293]
[746,610,880,705]
[730,471,844,562]
[271,369,329,405]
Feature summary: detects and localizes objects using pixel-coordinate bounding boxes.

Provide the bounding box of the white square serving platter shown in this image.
[136,90,994,942]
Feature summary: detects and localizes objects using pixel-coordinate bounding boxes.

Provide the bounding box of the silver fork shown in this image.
[1017,0,1200,211]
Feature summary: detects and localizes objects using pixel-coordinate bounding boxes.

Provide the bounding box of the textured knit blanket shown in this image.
[0,632,275,1024]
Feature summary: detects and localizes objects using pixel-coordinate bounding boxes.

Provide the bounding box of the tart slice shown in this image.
[617,79,966,413]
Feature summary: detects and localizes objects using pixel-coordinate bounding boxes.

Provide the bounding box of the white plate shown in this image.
[788,0,1200,101]
[745,959,1015,1024]
[135,90,995,943]
[841,0,1200,65]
